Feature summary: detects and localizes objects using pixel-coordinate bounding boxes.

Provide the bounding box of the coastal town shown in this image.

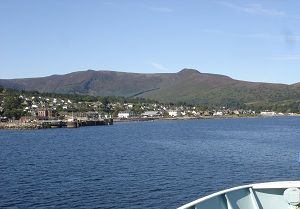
[0,88,298,130]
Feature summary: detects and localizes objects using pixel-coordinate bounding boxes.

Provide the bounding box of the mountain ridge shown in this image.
[1,69,300,105]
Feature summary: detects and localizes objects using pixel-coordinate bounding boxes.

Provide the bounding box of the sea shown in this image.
[1,116,300,209]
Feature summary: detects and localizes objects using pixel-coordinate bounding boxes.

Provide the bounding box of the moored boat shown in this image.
[66,117,78,128]
[178,181,300,209]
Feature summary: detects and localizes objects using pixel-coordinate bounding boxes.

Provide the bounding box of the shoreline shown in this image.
[0,122,43,130]
[1,114,299,130]
[0,118,113,130]
[114,114,299,123]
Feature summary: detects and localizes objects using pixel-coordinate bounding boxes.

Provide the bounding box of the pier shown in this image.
[0,118,113,130]
[41,118,113,128]
[66,118,113,128]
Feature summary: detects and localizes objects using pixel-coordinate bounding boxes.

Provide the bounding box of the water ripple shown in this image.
[1,117,300,208]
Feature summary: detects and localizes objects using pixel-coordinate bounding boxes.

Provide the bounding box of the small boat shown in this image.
[66,117,78,128]
[178,181,300,209]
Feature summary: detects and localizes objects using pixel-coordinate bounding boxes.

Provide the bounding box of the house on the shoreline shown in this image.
[141,111,161,117]
[168,110,181,117]
[118,111,134,119]
[37,108,57,120]
[0,116,8,122]
[213,111,223,116]
[260,111,276,116]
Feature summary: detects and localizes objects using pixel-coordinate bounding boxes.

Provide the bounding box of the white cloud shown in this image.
[202,28,274,39]
[242,33,283,42]
[216,1,290,17]
[283,33,300,44]
[268,55,300,61]
[151,62,169,72]
[202,28,300,43]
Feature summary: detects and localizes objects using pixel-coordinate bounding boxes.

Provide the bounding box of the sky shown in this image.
[0,0,300,84]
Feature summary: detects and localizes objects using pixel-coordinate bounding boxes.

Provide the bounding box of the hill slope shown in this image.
[1,69,300,105]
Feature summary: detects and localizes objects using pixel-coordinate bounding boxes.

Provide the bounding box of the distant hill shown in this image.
[1,69,300,105]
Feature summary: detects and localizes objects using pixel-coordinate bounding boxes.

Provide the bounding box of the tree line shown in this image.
[1,86,300,120]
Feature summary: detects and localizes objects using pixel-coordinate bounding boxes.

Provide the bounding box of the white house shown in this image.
[168,110,181,117]
[118,111,134,119]
[233,110,240,115]
[191,110,200,116]
[142,111,160,117]
[260,111,276,116]
[213,111,223,116]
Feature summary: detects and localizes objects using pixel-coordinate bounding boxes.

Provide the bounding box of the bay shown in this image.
[1,117,300,208]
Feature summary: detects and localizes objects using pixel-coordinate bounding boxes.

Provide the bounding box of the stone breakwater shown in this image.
[0,122,42,130]
[0,118,114,130]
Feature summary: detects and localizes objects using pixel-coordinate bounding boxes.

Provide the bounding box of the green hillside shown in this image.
[1,69,300,109]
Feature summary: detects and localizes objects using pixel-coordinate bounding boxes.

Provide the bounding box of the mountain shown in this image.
[1,69,300,105]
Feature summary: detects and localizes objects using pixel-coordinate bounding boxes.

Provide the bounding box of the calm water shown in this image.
[1,117,300,209]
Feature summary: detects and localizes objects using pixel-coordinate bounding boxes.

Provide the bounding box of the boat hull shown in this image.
[178,181,300,209]
[66,121,78,128]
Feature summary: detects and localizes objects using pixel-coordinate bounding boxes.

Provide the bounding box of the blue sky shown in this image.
[0,0,299,84]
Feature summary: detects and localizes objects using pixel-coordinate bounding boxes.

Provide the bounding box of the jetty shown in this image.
[40,118,113,129]
[0,118,113,130]
[65,118,113,128]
